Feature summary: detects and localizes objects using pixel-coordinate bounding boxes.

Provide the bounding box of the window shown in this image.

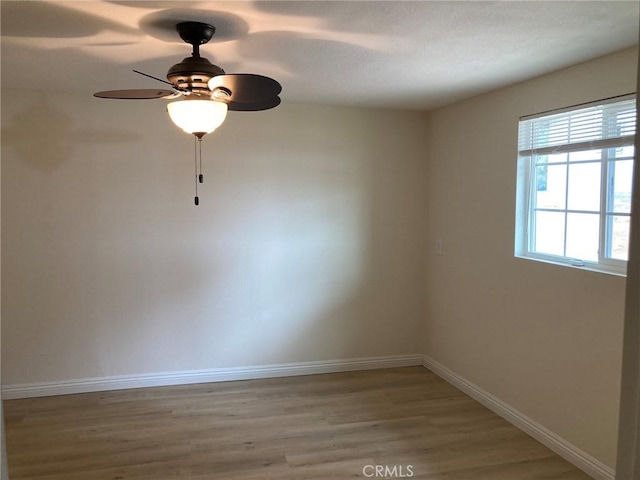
[515,95,636,276]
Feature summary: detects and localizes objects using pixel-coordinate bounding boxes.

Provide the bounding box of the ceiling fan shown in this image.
[94,21,282,205]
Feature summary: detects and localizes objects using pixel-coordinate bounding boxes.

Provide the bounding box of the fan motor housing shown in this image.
[167,56,225,92]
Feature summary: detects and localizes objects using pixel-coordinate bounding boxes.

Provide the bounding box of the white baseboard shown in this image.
[421,355,614,480]
[1,354,423,400]
[1,353,614,480]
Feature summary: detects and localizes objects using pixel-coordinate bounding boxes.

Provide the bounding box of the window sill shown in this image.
[514,253,627,278]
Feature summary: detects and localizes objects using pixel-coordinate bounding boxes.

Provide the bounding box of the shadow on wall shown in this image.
[1,96,211,380]
[1,98,140,170]
[205,178,370,364]
[205,108,427,366]
[1,94,426,383]
[142,119,375,367]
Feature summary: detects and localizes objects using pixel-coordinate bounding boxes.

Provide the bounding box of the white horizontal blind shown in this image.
[519,95,636,156]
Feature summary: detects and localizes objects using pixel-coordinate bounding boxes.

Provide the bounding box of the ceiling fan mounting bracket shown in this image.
[176,22,215,57]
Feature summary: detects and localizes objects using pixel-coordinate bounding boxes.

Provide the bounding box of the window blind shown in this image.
[518,95,636,156]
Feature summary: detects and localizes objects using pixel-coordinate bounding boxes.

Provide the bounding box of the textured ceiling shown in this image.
[1,1,638,110]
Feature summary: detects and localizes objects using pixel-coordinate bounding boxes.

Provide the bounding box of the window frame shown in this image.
[515,94,636,277]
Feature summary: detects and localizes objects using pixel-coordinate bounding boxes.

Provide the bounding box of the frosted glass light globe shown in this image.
[167,99,228,135]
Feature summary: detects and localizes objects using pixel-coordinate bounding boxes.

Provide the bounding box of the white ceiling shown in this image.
[1,1,638,110]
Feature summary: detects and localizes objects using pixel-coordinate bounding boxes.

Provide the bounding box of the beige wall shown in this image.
[1,94,428,385]
[423,46,638,468]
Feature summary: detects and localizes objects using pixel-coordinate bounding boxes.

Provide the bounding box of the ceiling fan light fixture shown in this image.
[166,98,228,136]
[94,20,281,206]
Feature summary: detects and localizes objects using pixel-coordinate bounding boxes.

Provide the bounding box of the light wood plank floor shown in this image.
[4,367,592,479]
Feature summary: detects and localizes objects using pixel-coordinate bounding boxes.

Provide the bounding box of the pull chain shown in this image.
[198,137,204,184]
[194,135,199,206]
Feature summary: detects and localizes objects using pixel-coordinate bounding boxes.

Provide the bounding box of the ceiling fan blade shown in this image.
[93,89,176,100]
[227,96,281,112]
[209,74,282,103]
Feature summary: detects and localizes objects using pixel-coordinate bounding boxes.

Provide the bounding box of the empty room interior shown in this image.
[1,1,640,479]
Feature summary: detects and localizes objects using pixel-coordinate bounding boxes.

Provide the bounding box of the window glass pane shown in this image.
[534,211,565,256]
[534,154,547,165]
[535,164,566,209]
[566,213,599,262]
[612,145,634,159]
[610,160,633,214]
[548,153,567,164]
[535,153,566,165]
[569,149,601,162]
[567,162,600,212]
[609,215,630,260]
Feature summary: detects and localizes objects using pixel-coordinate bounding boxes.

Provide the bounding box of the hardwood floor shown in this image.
[4,367,592,479]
